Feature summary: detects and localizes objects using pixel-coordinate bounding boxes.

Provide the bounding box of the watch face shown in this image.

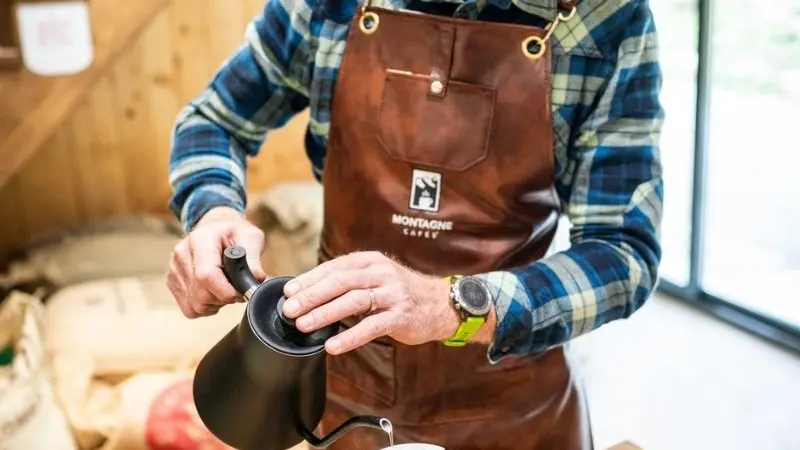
[457,278,490,315]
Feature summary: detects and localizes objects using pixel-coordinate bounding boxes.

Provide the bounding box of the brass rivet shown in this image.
[430,80,444,95]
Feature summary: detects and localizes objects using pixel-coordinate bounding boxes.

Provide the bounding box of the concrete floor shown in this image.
[569,293,800,450]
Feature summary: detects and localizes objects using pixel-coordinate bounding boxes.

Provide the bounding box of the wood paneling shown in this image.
[0,0,170,190]
[0,0,313,266]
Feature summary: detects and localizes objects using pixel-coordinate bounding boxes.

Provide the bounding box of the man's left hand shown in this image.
[280,251,461,355]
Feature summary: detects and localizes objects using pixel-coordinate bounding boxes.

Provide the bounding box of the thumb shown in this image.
[232,228,267,281]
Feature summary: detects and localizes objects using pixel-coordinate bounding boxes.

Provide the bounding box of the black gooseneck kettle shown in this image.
[192,245,389,450]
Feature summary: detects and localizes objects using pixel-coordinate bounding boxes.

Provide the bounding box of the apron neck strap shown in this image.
[558,0,579,11]
[360,0,580,17]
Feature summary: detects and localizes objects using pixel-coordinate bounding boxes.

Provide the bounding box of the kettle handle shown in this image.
[300,415,390,448]
[222,246,261,300]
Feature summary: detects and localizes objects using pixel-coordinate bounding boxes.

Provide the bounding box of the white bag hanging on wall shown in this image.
[15,0,94,76]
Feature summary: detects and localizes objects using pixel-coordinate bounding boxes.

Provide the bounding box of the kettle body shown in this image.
[193,246,388,450]
[193,276,328,450]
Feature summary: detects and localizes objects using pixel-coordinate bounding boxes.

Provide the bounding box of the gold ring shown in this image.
[521,36,546,60]
[359,11,380,35]
[368,288,377,313]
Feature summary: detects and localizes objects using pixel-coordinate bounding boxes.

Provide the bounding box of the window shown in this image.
[655,0,800,351]
[700,2,800,328]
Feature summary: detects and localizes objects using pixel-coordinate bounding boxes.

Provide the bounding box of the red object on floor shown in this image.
[145,378,231,450]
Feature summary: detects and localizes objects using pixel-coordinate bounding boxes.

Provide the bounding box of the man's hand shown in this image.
[280,251,467,355]
[166,206,267,318]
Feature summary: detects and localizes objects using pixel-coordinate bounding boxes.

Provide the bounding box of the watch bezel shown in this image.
[452,276,492,316]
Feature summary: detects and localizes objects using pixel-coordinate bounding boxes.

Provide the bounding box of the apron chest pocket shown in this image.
[377,70,497,172]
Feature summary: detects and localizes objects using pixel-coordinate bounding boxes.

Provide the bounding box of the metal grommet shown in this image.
[359,11,380,34]
[521,36,546,60]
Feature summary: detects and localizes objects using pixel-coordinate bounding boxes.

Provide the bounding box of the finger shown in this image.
[167,259,189,296]
[186,272,222,318]
[193,303,222,317]
[171,240,192,282]
[172,248,213,314]
[187,278,221,314]
[166,268,195,318]
[172,237,228,317]
[295,288,378,333]
[231,226,267,280]
[284,251,383,298]
[189,233,239,304]
[283,269,383,319]
[326,312,394,355]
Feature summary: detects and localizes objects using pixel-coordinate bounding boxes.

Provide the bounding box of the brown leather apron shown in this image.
[317,0,592,448]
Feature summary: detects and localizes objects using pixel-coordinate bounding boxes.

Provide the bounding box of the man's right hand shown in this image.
[166,206,267,318]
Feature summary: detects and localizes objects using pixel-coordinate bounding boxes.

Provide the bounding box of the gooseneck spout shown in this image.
[222,245,261,299]
[300,415,390,448]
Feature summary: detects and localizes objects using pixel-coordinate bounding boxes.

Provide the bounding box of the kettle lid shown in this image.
[247,276,339,357]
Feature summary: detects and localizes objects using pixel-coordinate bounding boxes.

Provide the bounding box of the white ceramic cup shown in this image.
[380,445,445,450]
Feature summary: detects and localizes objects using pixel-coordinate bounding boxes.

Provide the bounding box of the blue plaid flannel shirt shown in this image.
[168,0,664,363]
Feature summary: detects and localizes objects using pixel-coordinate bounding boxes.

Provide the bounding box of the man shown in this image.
[166,0,664,448]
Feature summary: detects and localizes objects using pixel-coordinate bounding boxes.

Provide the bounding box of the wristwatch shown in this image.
[441,275,492,347]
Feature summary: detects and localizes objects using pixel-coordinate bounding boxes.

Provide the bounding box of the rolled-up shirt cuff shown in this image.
[477,270,561,364]
[179,184,246,232]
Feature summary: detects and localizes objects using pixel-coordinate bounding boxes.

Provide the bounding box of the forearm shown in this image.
[439,230,658,355]
[168,111,251,231]
[473,0,664,362]
[168,1,312,231]
[476,224,659,362]
[444,172,662,358]
[476,137,663,362]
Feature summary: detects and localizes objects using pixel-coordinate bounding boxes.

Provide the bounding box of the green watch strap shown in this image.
[442,316,485,347]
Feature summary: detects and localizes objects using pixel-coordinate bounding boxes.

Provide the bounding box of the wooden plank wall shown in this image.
[0,0,313,265]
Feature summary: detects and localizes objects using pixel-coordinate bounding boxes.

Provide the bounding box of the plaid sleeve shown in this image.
[168,0,314,231]
[478,0,664,363]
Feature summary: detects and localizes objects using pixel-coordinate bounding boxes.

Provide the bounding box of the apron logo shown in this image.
[391,214,453,240]
[390,169,452,240]
[409,169,442,213]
